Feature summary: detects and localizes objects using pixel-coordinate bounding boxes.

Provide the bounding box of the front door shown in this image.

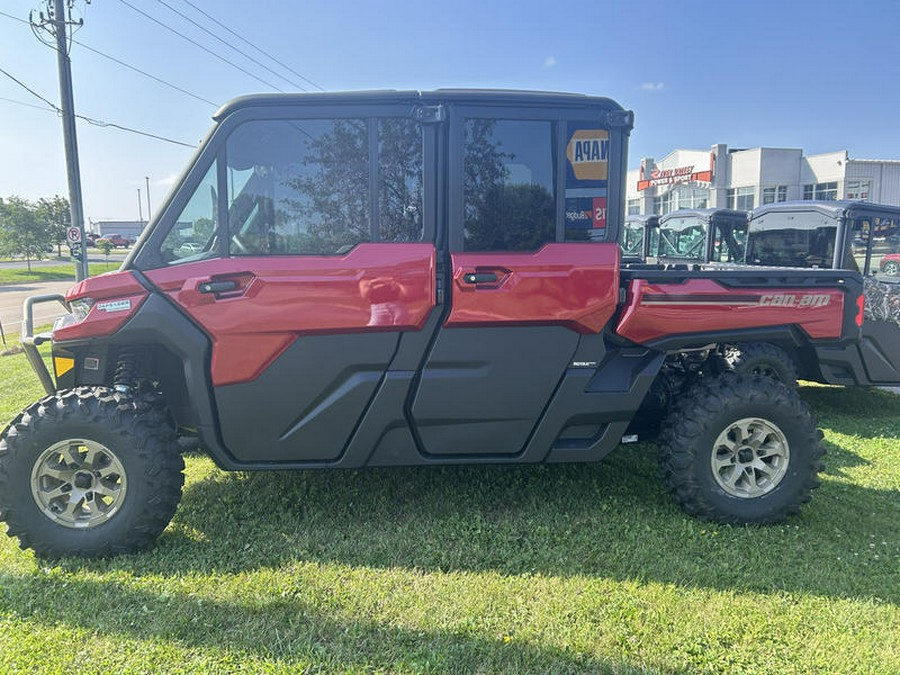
[142,104,439,463]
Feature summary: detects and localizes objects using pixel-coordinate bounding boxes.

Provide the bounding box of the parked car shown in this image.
[880,252,900,276]
[96,233,135,248]
[177,241,203,254]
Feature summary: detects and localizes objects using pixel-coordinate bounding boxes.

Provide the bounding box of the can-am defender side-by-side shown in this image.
[2,91,865,558]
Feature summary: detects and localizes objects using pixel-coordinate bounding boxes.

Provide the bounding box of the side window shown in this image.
[870,216,900,281]
[161,160,218,265]
[621,221,645,258]
[710,220,747,263]
[463,119,555,252]
[850,218,870,274]
[227,119,370,256]
[224,117,424,256]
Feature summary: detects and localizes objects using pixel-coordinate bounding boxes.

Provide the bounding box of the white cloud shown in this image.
[640,82,665,92]
[544,56,557,68]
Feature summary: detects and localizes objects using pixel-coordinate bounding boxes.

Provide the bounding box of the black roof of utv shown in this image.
[213,89,632,121]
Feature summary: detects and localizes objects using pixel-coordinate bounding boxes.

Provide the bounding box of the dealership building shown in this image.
[626,144,900,216]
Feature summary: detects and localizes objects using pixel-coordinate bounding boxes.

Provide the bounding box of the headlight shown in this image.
[53,298,95,332]
[70,297,95,323]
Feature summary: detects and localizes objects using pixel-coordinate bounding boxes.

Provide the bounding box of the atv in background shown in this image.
[744,200,900,385]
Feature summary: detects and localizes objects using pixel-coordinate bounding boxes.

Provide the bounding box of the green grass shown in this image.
[1,352,898,673]
[0,260,121,285]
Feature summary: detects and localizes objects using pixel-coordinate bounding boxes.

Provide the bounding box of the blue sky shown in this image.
[2,0,900,222]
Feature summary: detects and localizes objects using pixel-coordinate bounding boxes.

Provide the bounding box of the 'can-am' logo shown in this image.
[758,294,831,308]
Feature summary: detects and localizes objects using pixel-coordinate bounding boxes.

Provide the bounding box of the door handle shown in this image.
[198,280,238,294]
[463,272,499,284]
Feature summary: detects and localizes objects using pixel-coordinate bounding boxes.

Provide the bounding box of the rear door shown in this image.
[142,101,439,463]
[407,102,623,458]
[852,213,900,383]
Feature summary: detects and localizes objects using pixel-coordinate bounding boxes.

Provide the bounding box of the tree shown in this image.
[37,195,71,257]
[0,196,50,271]
[464,183,555,251]
[378,118,425,243]
[97,237,113,266]
[282,119,371,253]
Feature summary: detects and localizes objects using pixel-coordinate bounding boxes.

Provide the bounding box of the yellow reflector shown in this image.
[54,357,75,378]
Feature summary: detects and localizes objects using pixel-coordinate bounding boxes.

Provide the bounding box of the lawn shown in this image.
[0,260,121,285]
[0,347,897,673]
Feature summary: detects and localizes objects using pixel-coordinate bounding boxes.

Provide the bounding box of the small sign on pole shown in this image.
[66,226,81,244]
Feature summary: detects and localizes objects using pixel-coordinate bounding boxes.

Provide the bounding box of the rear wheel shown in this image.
[719,342,798,386]
[658,374,824,524]
[0,387,184,558]
[882,260,900,276]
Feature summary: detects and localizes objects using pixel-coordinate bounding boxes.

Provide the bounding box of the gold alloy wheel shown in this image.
[710,417,790,499]
[30,439,128,528]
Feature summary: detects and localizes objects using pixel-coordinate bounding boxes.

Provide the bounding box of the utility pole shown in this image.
[137,188,143,221]
[33,0,89,280]
[144,176,152,222]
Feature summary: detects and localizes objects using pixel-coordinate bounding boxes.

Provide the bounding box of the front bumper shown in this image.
[21,294,70,395]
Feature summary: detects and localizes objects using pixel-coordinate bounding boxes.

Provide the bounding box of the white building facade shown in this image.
[626,144,900,216]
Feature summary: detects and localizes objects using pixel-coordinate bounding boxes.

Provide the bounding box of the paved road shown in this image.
[0,252,127,270]
[0,280,74,340]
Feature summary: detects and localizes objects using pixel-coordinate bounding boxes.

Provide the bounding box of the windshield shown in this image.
[658,216,707,261]
[745,212,837,268]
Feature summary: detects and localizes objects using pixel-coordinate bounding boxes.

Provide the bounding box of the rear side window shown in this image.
[460,118,613,252]
[226,117,424,256]
[462,119,556,252]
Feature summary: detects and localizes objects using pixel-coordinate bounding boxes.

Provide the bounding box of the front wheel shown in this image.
[658,374,824,524]
[0,387,184,558]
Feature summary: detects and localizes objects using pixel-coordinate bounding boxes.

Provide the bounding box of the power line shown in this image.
[154,0,308,91]
[0,66,196,148]
[76,115,196,148]
[0,66,60,110]
[0,8,219,108]
[71,37,219,107]
[0,9,28,25]
[179,0,325,92]
[0,95,57,112]
[115,0,286,92]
